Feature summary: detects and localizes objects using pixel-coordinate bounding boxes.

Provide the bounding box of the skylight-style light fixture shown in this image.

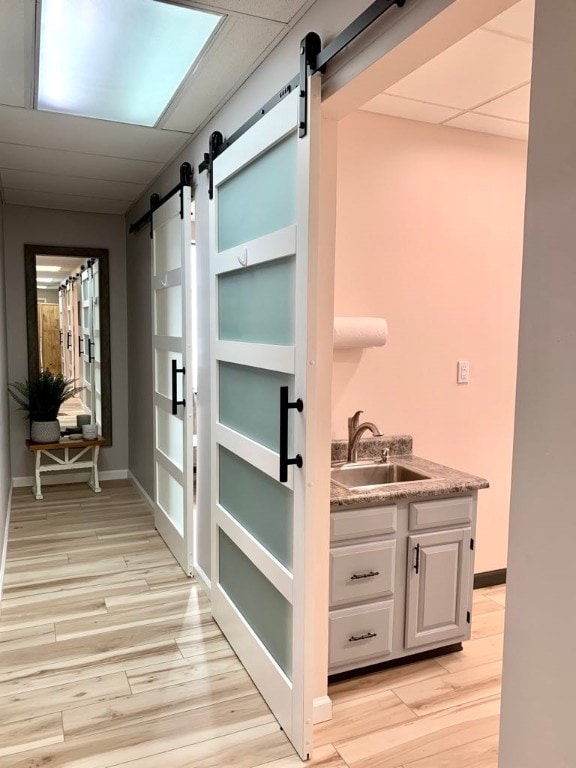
[36,265,61,272]
[37,0,222,127]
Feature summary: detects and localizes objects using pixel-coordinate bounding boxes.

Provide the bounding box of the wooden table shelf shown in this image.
[25,437,107,500]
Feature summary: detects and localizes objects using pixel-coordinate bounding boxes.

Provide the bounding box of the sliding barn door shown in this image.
[209,81,320,758]
[90,259,103,434]
[58,288,66,374]
[151,187,195,574]
[79,267,93,415]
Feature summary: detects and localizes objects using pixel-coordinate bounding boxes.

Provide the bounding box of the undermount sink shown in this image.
[331,462,430,489]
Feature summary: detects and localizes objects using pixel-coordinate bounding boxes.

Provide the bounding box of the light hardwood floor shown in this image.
[0,481,505,767]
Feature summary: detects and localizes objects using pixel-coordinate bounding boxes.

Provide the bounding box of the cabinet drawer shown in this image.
[331,505,397,542]
[409,497,472,531]
[330,540,396,607]
[329,601,393,667]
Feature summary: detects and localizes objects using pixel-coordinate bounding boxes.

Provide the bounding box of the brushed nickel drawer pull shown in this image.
[350,570,380,580]
[349,631,377,642]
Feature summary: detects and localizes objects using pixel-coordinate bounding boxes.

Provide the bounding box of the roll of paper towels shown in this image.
[333,317,388,349]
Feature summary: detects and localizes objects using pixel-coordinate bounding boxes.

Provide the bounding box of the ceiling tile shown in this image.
[1,188,129,215]
[0,143,164,185]
[387,29,532,110]
[0,0,35,108]
[161,14,284,133]
[0,105,190,162]
[179,0,311,23]
[0,169,145,201]
[475,83,530,122]
[446,112,529,141]
[361,93,460,124]
[483,0,535,42]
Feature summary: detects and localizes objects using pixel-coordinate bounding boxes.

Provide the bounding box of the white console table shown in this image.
[26,437,107,500]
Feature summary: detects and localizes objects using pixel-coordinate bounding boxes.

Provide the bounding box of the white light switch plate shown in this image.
[457,360,470,384]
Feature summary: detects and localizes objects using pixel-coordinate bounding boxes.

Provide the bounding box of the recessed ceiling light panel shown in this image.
[37,0,222,126]
[36,265,61,272]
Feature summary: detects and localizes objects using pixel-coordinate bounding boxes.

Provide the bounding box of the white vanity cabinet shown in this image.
[328,493,477,674]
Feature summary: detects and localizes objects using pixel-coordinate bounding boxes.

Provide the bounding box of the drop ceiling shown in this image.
[361,0,534,141]
[0,0,315,214]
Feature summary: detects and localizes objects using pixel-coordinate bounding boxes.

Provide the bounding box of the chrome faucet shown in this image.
[347,411,383,463]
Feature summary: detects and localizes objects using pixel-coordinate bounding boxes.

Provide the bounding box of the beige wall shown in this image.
[3,205,128,478]
[333,111,527,573]
[126,226,154,497]
[500,0,576,764]
[0,202,12,599]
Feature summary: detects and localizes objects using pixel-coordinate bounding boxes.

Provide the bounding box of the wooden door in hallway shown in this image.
[38,303,61,374]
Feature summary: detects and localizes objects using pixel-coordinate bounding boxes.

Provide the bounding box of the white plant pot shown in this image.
[31,420,61,444]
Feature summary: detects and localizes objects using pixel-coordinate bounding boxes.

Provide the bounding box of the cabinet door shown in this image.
[406,527,472,649]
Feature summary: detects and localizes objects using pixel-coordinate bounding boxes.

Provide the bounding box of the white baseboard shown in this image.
[313,695,333,724]
[193,562,211,598]
[127,471,155,512]
[0,482,13,610]
[12,469,129,488]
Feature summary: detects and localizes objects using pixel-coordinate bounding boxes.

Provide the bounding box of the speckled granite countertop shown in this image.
[330,437,489,508]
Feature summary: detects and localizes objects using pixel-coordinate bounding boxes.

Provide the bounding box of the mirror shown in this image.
[24,245,112,443]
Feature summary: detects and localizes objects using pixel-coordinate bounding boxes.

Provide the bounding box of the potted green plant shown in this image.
[8,370,83,443]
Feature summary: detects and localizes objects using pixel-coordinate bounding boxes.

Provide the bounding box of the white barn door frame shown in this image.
[208,68,322,759]
[150,176,196,575]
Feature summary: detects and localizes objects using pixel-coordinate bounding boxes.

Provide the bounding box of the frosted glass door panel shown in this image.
[218,135,297,252]
[157,408,184,470]
[154,220,181,275]
[157,463,184,533]
[155,350,183,398]
[219,447,292,568]
[218,257,295,345]
[219,361,292,451]
[219,530,292,677]
[155,287,182,337]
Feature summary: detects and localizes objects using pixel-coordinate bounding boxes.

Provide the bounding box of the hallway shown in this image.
[0,481,296,767]
[0,482,505,767]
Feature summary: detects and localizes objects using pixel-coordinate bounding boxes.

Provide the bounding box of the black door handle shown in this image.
[279,386,303,483]
[66,331,72,349]
[88,338,95,363]
[414,543,421,574]
[171,359,186,415]
[78,336,84,357]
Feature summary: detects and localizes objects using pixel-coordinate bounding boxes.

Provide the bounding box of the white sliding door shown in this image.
[152,187,195,574]
[79,267,93,415]
[209,81,320,759]
[58,287,66,374]
[90,259,102,433]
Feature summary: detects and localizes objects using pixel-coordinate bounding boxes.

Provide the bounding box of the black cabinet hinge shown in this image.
[466,611,471,623]
[470,538,475,550]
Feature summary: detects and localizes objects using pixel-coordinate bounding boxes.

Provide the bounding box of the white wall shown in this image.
[333,111,527,573]
[499,0,576,764]
[0,202,12,600]
[3,205,129,479]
